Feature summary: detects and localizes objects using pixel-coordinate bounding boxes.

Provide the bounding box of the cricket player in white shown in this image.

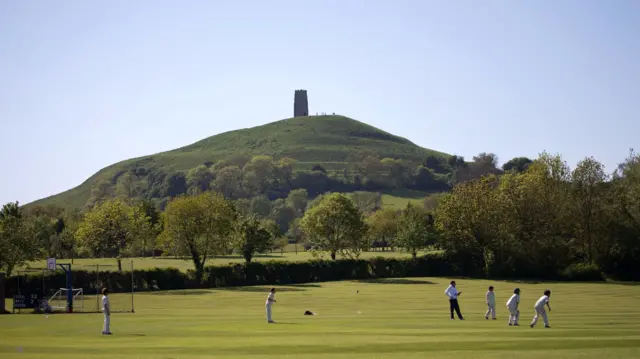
[266,288,276,323]
[101,288,112,335]
[506,288,521,326]
[530,289,551,328]
[485,286,496,320]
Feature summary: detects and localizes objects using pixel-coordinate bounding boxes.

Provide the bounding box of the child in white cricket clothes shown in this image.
[530,289,552,328]
[101,288,112,335]
[485,286,496,320]
[265,288,276,323]
[506,288,521,326]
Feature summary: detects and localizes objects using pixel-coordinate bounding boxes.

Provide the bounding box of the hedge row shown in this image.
[4,252,605,297]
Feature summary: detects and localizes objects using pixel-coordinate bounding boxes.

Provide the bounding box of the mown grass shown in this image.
[27,115,449,211]
[2,278,639,358]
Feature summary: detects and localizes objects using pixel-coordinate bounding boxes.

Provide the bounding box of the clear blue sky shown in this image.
[1,0,638,206]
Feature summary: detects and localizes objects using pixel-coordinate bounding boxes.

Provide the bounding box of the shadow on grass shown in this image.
[218,286,308,293]
[357,278,435,285]
[148,289,213,296]
[287,283,322,288]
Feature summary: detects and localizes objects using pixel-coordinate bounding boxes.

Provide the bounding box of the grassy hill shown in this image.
[27,115,451,210]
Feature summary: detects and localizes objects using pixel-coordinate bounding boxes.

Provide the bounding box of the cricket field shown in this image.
[1,278,639,359]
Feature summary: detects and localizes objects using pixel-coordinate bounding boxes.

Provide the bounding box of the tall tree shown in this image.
[0,202,37,276]
[75,199,144,271]
[300,193,367,260]
[571,157,609,263]
[286,218,305,254]
[233,215,273,264]
[394,203,436,258]
[186,165,214,195]
[437,175,505,275]
[161,192,236,281]
[249,195,272,218]
[286,189,308,216]
[212,165,243,198]
[366,208,398,251]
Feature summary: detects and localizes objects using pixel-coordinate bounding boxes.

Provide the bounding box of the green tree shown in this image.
[366,207,398,251]
[272,237,289,255]
[394,203,435,258]
[249,195,272,218]
[380,158,409,187]
[233,215,272,264]
[26,214,56,258]
[0,202,37,276]
[300,193,367,260]
[161,192,236,281]
[211,165,243,198]
[348,191,382,214]
[186,165,214,195]
[286,189,308,215]
[242,155,275,196]
[497,154,573,276]
[260,218,280,238]
[571,157,609,264]
[436,176,505,275]
[137,199,161,257]
[286,218,305,254]
[270,199,296,234]
[502,157,533,173]
[75,199,143,271]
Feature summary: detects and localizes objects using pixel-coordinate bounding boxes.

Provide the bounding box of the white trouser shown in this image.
[266,304,273,322]
[485,303,496,319]
[103,313,111,333]
[531,307,548,327]
[507,307,519,324]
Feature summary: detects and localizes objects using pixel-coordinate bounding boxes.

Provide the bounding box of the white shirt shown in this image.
[102,295,110,313]
[506,294,520,309]
[534,295,549,310]
[444,285,459,300]
[266,292,275,306]
[486,291,496,305]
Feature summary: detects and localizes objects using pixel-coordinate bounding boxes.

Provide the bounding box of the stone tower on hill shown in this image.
[293,89,309,117]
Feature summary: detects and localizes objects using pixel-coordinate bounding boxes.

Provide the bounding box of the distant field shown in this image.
[21,249,438,273]
[2,278,639,358]
[380,189,429,209]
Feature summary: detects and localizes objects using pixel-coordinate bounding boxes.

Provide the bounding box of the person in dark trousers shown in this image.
[444,280,464,320]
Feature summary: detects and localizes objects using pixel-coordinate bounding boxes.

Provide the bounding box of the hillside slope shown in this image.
[27,115,451,210]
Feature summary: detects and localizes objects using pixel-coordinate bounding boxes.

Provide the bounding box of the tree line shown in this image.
[89,151,510,210]
[2,149,639,282]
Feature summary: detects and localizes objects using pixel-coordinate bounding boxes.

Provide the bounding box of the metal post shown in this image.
[96,264,100,313]
[131,260,135,313]
[66,265,72,313]
[58,264,73,313]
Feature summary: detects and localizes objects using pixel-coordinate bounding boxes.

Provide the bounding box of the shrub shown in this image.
[4,253,612,297]
[560,263,605,281]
